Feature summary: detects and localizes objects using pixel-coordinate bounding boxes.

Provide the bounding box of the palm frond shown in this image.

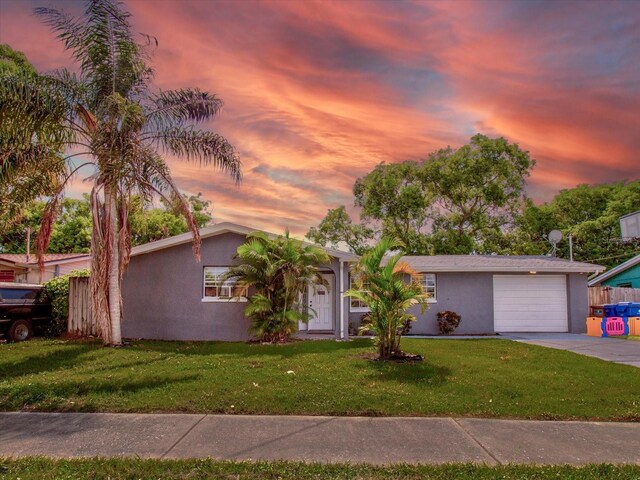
[149,126,241,183]
[146,88,224,130]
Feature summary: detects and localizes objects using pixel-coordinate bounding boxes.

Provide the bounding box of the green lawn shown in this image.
[0,338,638,420]
[1,458,638,480]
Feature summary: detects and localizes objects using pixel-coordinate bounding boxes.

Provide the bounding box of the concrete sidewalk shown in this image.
[0,413,638,465]
[505,333,640,367]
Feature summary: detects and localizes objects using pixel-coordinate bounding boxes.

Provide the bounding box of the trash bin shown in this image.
[615,303,632,316]
[590,305,605,317]
[603,304,617,317]
[626,302,640,316]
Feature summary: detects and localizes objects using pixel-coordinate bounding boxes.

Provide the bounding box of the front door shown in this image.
[307,274,333,331]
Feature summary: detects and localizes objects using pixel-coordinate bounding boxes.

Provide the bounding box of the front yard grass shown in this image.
[1,458,639,480]
[0,338,638,420]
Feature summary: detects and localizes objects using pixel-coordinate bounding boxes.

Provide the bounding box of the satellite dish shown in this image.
[548,230,563,245]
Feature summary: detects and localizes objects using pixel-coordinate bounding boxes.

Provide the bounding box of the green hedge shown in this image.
[42,269,90,337]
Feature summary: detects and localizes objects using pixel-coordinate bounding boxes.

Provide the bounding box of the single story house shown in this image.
[0,253,90,284]
[122,222,604,341]
[588,254,640,289]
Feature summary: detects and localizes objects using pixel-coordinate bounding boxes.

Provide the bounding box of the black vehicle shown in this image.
[0,283,52,342]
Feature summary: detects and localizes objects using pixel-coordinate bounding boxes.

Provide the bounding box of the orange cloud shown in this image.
[1,0,638,234]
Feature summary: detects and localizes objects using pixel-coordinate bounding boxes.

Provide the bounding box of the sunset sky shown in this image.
[1,0,639,234]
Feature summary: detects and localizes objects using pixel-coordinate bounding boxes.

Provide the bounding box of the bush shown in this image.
[43,269,90,337]
[436,310,461,335]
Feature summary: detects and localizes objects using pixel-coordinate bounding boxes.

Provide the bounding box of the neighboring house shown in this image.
[0,253,90,284]
[588,254,640,289]
[122,222,604,341]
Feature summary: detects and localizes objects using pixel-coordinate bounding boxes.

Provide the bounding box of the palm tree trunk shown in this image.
[105,184,122,346]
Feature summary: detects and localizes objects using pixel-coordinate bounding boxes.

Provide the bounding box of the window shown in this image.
[417,273,437,302]
[203,267,247,302]
[349,275,370,312]
[616,282,632,288]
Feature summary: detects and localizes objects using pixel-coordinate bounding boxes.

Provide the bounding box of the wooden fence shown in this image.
[588,286,640,306]
[67,276,96,336]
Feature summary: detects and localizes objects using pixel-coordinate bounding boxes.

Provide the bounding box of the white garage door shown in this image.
[493,275,568,332]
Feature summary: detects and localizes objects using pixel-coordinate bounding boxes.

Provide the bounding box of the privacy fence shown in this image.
[588,286,640,306]
[67,276,96,336]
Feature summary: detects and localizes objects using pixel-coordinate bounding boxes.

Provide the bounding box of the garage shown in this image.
[493,275,568,332]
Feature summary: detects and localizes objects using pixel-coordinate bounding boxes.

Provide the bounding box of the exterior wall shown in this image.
[602,264,640,288]
[410,272,495,335]
[347,272,495,335]
[122,232,251,341]
[567,273,589,333]
[122,233,345,341]
[347,271,590,335]
[26,267,56,284]
[57,259,90,276]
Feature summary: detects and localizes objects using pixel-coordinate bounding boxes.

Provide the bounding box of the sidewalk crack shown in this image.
[160,414,207,459]
[450,418,501,465]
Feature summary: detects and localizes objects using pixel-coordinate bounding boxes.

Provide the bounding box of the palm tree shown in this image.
[0,45,69,230]
[1,0,240,345]
[346,238,429,359]
[224,231,330,343]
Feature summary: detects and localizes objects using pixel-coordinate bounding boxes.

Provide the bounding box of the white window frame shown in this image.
[418,273,437,303]
[349,275,370,312]
[202,266,248,302]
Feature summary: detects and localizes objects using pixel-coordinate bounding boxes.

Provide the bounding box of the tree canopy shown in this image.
[308,135,638,268]
[0,193,214,254]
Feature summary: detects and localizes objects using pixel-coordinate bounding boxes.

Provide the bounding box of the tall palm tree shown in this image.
[224,231,330,343]
[346,238,429,359]
[1,0,240,345]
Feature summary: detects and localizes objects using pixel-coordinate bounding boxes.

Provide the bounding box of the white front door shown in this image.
[493,275,568,332]
[307,274,333,331]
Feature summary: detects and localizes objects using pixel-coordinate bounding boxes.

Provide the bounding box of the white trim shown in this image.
[339,260,346,340]
[350,306,370,313]
[201,298,247,303]
[588,254,640,286]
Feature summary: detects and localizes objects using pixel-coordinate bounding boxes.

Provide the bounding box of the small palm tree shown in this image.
[224,231,330,343]
[346,238,429,359]
[1,0,240,345]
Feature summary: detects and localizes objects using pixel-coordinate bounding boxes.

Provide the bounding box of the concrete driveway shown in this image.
[504,333,640,368]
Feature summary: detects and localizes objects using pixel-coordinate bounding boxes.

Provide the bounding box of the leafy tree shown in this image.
[354,162,433,254]
[420,134,534,254]
[3,0,240,345]
[516,181,640,268]
[0,193,214,253]
[0,45,67,230]
[306,206,374,255]
[224,231,330,343]
[0,44,37,76]
[345,238,428,360]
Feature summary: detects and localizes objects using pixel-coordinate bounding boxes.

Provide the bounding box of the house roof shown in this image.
[0,253,89,267]
[130,222,359,261]
[588,254,640,286]
[401,255,604,273]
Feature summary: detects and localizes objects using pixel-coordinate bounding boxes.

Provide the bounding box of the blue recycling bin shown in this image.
[603,304,617,317]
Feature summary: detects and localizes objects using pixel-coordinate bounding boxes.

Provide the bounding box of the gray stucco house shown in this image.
[122,222,604,341]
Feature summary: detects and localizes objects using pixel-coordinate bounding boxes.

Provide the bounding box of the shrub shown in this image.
[436,310,461,335]
[43,269,90,337]
[223,231,330,343]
